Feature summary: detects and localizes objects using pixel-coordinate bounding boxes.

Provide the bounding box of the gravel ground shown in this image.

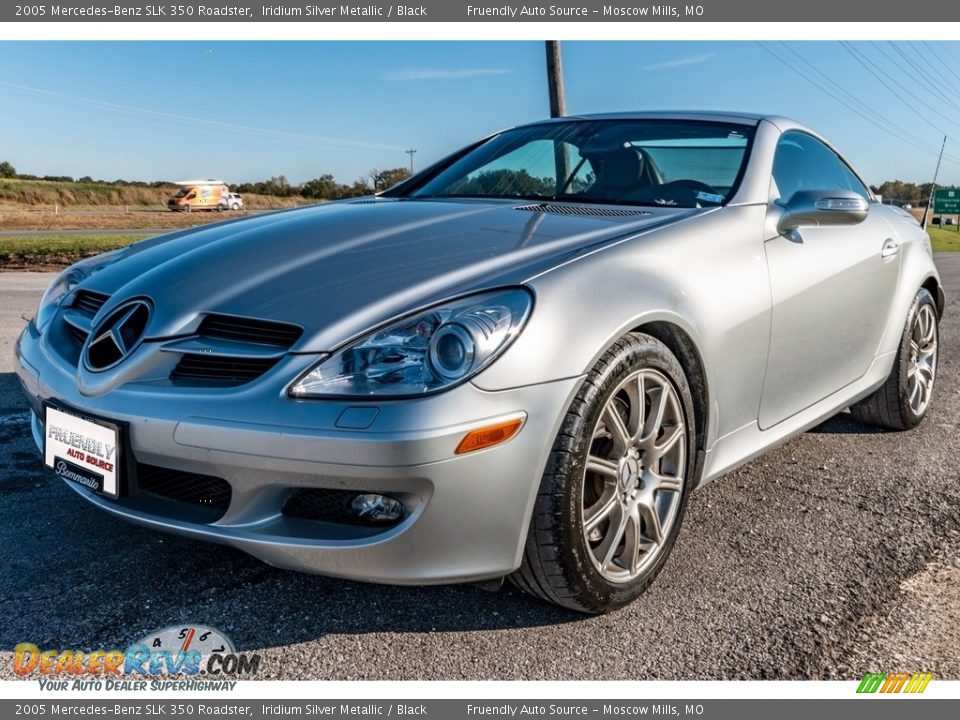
[0,257,958,681]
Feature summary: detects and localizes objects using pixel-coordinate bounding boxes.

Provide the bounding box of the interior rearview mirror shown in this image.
[776,189,870,235]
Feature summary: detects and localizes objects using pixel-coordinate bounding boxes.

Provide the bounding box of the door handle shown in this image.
[881,238,900,259]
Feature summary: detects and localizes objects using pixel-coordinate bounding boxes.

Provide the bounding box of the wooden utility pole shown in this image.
[545,41,566,118]
[545,41,569,194]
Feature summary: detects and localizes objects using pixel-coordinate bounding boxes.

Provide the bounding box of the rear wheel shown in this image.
[510,333,696,613]
[850,288,939,430]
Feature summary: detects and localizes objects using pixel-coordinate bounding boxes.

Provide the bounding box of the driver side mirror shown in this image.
[776,189,869,235]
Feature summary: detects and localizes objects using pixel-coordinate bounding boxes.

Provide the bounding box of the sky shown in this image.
[2,40,960,188]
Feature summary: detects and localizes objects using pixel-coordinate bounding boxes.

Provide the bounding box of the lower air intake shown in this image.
[136,463,231,520]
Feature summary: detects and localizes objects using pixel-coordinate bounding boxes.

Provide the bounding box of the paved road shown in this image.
[1,259,958,680]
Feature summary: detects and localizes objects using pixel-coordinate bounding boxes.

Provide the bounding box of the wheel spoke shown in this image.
[910,339,920,356]
[623,372,645,442]
[641,385,668,443]
[596,503,628,571]
[922,309,936,344]
[648,470,683,494]
[909,376,921,409]
[584,490,619,534]
[602,404,631,453]
[624,508,642,576]
[586,455,619,480]
[637,498,664,546]
[651,423,684,460]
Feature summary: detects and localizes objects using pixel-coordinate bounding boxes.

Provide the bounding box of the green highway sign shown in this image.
[934,187,960,214]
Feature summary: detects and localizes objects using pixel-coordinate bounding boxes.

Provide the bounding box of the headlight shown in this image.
[34,250,123,332]
[290,288,533,398]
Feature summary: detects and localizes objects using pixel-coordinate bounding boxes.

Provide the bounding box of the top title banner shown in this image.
[5,0,957,22]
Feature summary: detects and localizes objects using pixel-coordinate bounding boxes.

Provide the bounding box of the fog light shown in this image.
[351,493,404,523]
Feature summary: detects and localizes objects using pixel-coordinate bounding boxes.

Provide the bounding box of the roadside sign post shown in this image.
[934,188,960,231]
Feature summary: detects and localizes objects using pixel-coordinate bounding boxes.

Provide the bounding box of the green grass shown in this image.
[927,225,960,253]
[0,233,147,267]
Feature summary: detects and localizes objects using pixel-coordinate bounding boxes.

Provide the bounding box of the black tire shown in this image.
[849,288,939,431]
[510,332,697,613]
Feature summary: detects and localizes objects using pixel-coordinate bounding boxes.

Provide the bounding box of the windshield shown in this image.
[400,119,755,209]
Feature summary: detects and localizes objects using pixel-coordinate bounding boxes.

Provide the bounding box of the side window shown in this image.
[772,132,871,202]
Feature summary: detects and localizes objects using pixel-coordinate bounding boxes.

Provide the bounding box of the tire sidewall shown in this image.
[555,334,697,612]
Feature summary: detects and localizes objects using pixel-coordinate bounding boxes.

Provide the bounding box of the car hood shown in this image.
[85,198,701,352]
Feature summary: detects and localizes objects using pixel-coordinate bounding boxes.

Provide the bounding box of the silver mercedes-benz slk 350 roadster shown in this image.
[15,112,944,612]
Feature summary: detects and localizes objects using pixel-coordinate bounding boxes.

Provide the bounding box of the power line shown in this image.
[840,42,960,160]
[773,42,943,156]
[876,42,960,112]
[883,42,960,116]
[921,42,960,88]
[756,43,953,164]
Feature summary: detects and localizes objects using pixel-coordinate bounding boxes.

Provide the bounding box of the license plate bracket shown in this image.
[42,402,129,499]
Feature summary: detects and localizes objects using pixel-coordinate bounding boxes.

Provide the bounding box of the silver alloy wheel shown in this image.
[581,368,686,583]
[907,304,938,415]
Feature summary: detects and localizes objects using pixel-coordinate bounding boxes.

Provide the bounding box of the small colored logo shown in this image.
[857,672,932,694]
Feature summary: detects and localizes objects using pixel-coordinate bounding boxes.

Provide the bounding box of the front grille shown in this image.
[65,290,112,349]
[283,488,402,526]
[516,203,652,217]
[67,325,88,347]
[72,290,110,315]
[171,354,279,385]
[197,314,303,348]
[136,463,231,518]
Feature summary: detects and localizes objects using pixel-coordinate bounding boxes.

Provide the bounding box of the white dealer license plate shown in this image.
[44,405,121,498]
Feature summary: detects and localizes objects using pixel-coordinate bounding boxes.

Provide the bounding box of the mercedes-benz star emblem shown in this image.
[84,299,152,371]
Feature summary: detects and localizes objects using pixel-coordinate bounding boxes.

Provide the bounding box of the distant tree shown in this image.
[77,176,94,184]
[349,179,374,197]
[444,168,553,197]
[0,161,16,178]
[301,174,342,200]
[42,175,74,183]
[368,167,411,192]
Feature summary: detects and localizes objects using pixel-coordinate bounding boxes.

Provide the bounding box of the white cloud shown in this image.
[642,53,718,71]
[381,67,513,81]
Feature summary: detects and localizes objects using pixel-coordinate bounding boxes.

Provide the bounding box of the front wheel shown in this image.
[850,288,939,430]
[510,332,696,613]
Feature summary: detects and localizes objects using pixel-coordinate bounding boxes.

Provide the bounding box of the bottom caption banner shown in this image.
[4,700,958,720]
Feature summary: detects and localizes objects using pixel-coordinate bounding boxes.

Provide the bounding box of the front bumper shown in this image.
[16,322,582,584]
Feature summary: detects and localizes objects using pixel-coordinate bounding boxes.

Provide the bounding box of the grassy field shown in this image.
[0,177,309,210]
[928,225,960,253]
[0,234,148,270]
[0,209,264,232]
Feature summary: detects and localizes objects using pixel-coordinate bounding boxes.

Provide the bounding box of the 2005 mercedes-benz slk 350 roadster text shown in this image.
[15,113,945,612]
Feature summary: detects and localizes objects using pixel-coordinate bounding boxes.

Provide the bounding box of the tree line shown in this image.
[0,160,945,206]
[0,161,412,200]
